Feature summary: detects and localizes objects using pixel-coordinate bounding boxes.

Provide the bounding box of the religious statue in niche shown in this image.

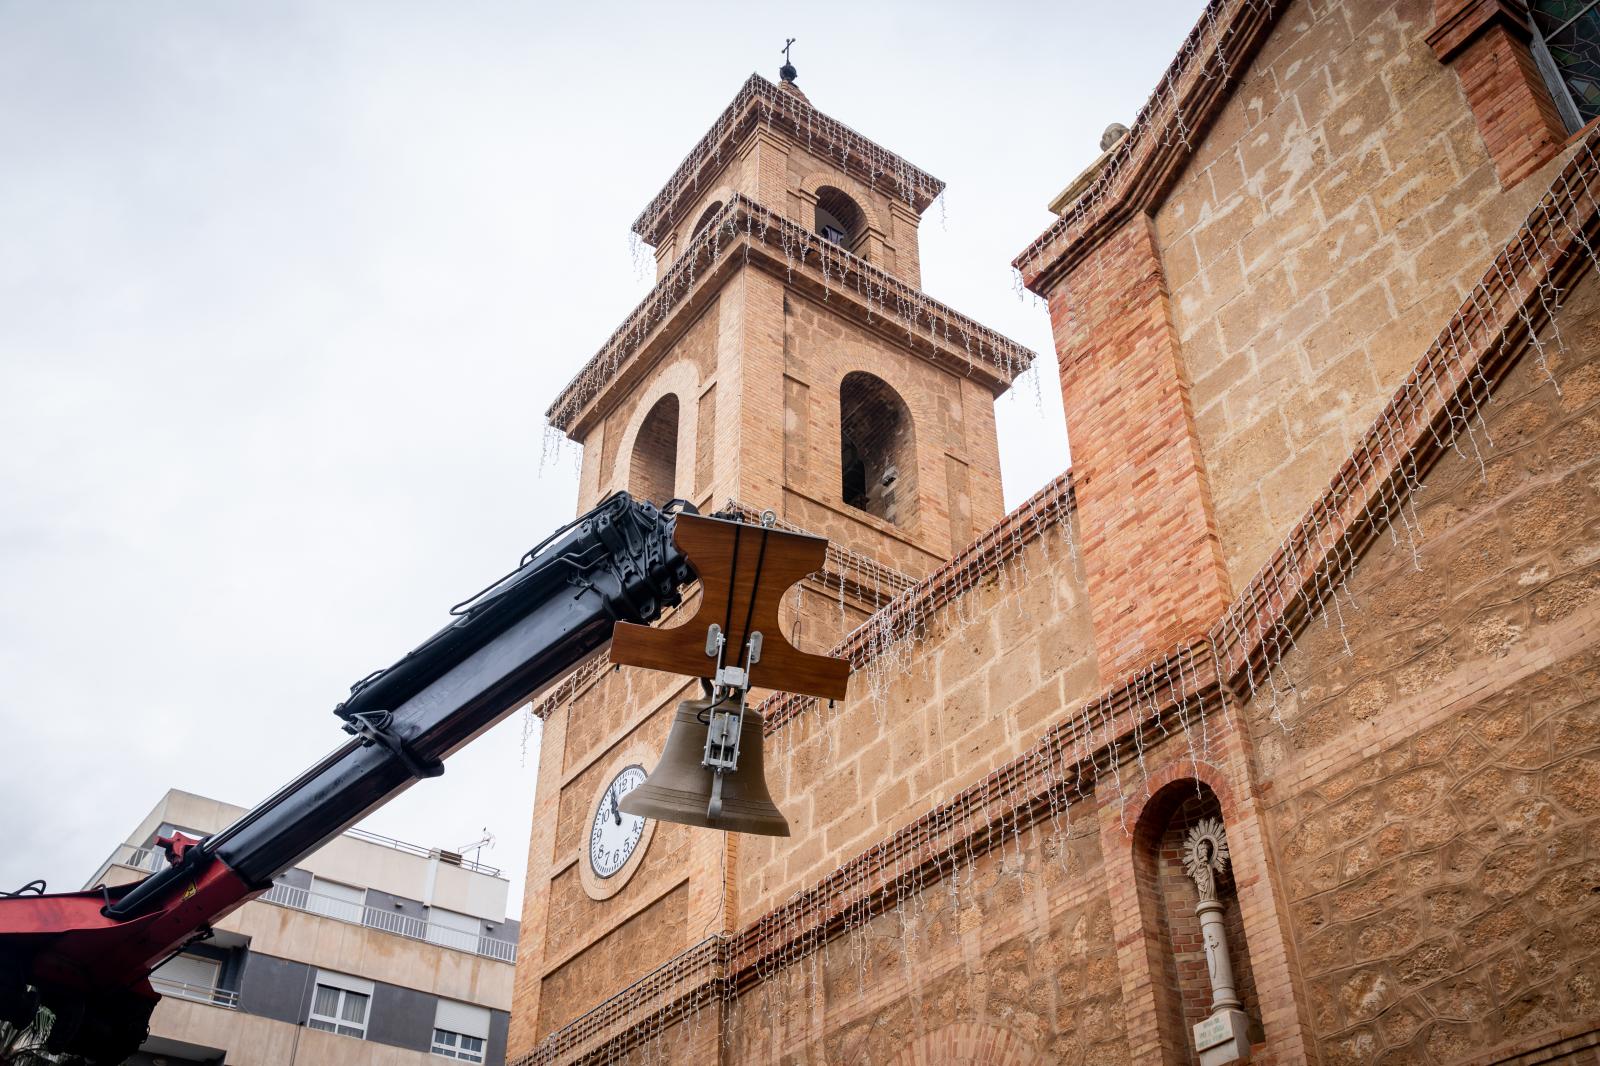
[1182,817,1251,1061]
[1183,816,1238,1010]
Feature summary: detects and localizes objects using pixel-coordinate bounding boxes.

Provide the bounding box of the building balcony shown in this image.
[258,882,517,963]
[149,975,240,1010]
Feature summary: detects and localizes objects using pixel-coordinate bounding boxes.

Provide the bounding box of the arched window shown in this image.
[839,372,915,527]
[814,186,865,250]
[691,201,724,238]
[630,395,679,505]
[1530,2,1600,130]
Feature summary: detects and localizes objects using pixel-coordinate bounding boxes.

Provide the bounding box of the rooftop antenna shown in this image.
[779,38,798,84]
[458,829,495,867]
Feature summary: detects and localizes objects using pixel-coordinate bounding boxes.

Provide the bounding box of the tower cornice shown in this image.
[548,195,1034,438]
[630,74,946,249]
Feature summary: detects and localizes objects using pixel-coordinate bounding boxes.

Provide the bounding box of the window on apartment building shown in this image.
[425,905,483,953]
[814,186,865,251]
[431,1000,491,1062]
[629,394,679,505]
[1529,1,1600,131]
[307,971,373,1039]
[306,876,365,924]
[839,371,916,528]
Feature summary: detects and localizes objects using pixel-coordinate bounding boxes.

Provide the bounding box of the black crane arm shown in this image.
[0,491,696,1061]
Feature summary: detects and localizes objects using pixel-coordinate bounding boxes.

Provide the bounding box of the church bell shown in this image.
[618,699,790,837]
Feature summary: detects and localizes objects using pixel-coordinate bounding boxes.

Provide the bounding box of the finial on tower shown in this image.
[779,38,798,84]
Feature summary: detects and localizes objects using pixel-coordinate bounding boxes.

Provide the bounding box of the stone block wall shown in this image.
[737,515,1098,924]
[778,288,1006,578]
[726,816,1127,1066]
[1152,0,1568,589]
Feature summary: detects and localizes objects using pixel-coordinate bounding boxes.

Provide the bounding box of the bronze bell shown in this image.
[618,699,790,837]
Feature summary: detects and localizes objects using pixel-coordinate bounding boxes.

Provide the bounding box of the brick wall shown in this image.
[1428,0,1567,188]
[1044,213,1232,682]
[1152,0,1569,589]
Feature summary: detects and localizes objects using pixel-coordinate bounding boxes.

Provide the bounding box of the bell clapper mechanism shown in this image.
[0,491,849,1062]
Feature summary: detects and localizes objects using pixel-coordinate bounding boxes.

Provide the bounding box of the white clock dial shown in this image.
[588,765,648,878]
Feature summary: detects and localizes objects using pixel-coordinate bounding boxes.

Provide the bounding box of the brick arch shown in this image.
[612,360,700,504]
[886,1023,1052,1066]
[1125,774,1261,1066]
[824,353,929,537]
[683,185,737,241]
[797,171,884,234]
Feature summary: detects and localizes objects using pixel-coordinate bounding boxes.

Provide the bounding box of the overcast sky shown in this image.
[0,1,1206,913]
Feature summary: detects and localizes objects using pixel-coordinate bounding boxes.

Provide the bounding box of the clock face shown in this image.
[589,765,648,878]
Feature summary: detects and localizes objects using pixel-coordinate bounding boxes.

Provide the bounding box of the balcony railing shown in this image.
[151,977,240,1010]
[258,883,516,963]
[83,844,167,889]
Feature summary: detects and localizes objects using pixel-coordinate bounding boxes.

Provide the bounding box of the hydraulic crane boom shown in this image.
[0,492,697,1062]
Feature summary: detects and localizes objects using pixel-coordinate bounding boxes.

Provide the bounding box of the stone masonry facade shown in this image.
[511,2,1600,1063]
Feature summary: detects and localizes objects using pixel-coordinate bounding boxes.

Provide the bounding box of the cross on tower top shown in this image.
[779,38,798,83]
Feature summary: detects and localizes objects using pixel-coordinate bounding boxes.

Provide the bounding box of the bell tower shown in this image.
[509,65,1035,1058]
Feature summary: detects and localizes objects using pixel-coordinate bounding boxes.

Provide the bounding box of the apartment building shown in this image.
[87,789,516,1065]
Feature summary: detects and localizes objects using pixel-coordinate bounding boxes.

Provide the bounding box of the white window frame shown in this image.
[430,1027,486,1061]
[431,999,490,1061]
[306,876,367,925]
[307,970,373,1039]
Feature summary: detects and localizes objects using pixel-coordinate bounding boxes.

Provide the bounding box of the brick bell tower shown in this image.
[508,63,1034,1058]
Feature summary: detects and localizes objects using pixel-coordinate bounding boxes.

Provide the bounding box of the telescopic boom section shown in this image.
[0,492,696,1063]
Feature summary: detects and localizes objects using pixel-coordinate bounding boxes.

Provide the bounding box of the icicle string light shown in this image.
[761,471,1076,734]
[511,131,1600,1065]
[514,636,1225,1066]
[1216,132,1600,701]
[545,194,1035,439]
[630,74,944,251]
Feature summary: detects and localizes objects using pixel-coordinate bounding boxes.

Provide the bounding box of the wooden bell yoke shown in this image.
[609,512,851,701]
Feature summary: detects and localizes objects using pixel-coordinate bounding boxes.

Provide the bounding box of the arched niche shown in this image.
[815,185,867,252]
[629,394,680,506]
[1130,779,1262,1066]
[839,370,917,529]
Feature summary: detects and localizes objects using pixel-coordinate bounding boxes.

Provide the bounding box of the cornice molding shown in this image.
[631,73,945,248]
[545,195,1036,437]
[1426,0,1532,63]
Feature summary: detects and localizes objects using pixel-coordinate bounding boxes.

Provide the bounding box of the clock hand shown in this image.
[609,785,622,825]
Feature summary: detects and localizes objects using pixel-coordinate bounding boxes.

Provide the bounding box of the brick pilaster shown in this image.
[507,705,568,1059]
[1043,213,1231,682]
[1428,0,1567,188]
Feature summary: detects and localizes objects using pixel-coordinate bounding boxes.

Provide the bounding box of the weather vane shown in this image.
[779,38,798,83]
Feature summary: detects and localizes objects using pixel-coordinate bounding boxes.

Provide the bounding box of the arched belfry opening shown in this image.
[839,372,915,527]
[814,186,866,252]
[691,201,724,238]
[630,394,680,506]
[1132,781,1262,1066]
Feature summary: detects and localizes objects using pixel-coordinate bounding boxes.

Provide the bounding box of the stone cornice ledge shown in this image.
[547,194,1037,436]
[1425,0,1532,63]
[630,73,945,248]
